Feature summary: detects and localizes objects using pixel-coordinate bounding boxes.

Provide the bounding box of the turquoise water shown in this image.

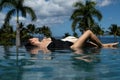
[0,37,120,80]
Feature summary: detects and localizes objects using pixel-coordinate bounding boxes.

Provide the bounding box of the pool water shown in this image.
[0,37,120,80]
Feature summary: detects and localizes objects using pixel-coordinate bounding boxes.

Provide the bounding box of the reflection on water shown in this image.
[0,59,34,80]
[0,37,120,80]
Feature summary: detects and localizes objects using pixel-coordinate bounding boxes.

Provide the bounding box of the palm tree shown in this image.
[0,0,37,47]
[71,0,102,34]
[35,27,42,34]
[0,23,15,45]
[19,22,30,41]
[92,23,104,37]
[73,32,78,38]
[117,27,120,36]
[26,24,36,36]
[63,32,71,38]
[35,27,43,38]
[41,25,52,37]
[108,24,119,42]
[20,27,29,40]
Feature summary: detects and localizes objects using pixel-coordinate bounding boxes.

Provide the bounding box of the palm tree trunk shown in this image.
[16,11,20,47]
[16,23,20,47]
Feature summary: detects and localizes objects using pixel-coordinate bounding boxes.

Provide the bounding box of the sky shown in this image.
[0,0,120,37]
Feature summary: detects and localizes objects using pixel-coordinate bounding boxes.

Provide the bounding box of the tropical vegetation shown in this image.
[0,23,15,45]
[108,24,120,42]
[70,0,102,34]
[0,24,52,45]
[0,0,120,46]
[0,0,37,47]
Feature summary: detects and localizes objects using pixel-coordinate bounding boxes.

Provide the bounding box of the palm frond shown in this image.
[92,9,102,21]
[70,9,82,20]
[23,6,37,21]
[19,7,26,17]
[4,9,16,24]
[74,2,83,8]
[17,0,24,5]
[71,18,81,32]
[0,0,16,11]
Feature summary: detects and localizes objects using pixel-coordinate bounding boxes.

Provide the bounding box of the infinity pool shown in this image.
[0,37,120,80]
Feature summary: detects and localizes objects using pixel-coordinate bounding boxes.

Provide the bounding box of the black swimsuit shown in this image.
[47,37,73,51]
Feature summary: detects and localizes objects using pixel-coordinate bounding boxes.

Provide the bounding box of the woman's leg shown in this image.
[102,42,119,48]
[71,30,119,50]
[71,30,102,49]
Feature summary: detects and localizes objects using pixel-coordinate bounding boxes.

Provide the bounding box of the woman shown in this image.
[26,30,119,52]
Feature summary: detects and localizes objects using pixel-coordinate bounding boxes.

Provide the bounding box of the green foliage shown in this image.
[63,33,71,38]
[108,24,120,41]
[71,0,102,34]
[40,25,52,37]
[0,0,37,46]
[73,32,78,38]
[0,23,53,45]
[0,24,15,45]
[26,24,36,36]
[91,23,104,36]
[108,24,119,35]
[25,24,52,38]
[117,27,120,36]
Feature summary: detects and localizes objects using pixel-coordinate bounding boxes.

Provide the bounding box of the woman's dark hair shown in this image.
[24,40,38,52]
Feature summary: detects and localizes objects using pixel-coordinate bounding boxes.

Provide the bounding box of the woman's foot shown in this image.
[102,42,119,48]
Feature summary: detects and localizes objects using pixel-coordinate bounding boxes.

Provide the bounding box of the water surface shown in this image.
[0,37,120,80]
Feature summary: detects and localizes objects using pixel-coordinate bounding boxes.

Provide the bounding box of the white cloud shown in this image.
[12,16,26,21]
[24,0,80,27]
[0,13,6,26]
[97,0,112,7]
[25,0,80,16]
[0,0,117,28]
[23,0,115,27]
